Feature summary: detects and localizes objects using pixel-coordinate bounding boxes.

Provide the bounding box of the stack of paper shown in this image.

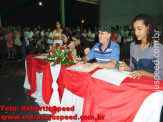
[66,63,94,72]
[91,69,131,86]
[34,56,47,59]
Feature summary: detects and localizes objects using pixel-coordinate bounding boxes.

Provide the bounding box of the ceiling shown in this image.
[76,0,98,5]
[0,0,98,27]
[0,0,98,16]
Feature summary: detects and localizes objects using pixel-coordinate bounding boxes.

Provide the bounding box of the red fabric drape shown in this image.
[26,56,163,121]
[26,54,53,104]
[57,66,163,122]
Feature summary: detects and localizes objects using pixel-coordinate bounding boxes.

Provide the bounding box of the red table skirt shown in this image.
[26,54,53,104]
[26,54,163,122]
[58,66,163,122]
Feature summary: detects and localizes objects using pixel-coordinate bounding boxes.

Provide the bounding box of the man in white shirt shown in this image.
[45,28,53,49]
[87,28,95,42]
[24,27,30,47]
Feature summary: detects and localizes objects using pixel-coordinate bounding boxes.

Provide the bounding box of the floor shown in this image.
[0,60,47,122]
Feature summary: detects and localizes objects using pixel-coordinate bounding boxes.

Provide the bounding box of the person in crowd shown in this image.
[24,26,30,54]
[32,27,38,52]
[82,29,87,38]
[40,28,45,41]
[76,26,80,32]
[155,24,162,36]
[52,21,63,45]
[67,26,72,34]
[6,27,14,59]
[14,26,22,59]
[111,27,118,43]
[72,31,92,61]
[160,29,163,45]
[36,34,42,53]
[123,25,134,61]
[87,28,95,42]
[125,24,134,59]
[122,25,129,49]
[20,28,26,61]
[79,25,120,70]
[72,28,76,34]
[41,28,47,52]
[37,25,41,34]
[41,41,46,53]
[45,27,53,50]
[119,14,163,80]
[116,25,123,47]
[28,27,35,54]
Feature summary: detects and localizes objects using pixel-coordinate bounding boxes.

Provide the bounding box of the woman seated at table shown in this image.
[61,29,75,50]
[119,14,163,80]
[61,29,76,58]
[72,32,92,61]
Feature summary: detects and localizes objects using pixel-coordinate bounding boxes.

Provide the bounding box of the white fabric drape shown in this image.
[23,61,31,89]
[133,91,163,122]
[49,64,61,107]
[48,88,84,122]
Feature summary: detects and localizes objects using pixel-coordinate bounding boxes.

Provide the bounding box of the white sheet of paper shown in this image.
[91,69,131,86]
[66,63,94,72]
[34,56,47,59]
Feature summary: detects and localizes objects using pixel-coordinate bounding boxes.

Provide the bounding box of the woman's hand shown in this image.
[74,56,82,61]
[130,70,144,79]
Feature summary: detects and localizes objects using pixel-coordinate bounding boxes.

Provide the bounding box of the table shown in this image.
[58,66,163,122]
[24,54,163,122]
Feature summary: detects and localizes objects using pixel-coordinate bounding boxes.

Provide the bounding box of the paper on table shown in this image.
[66,63,94,72]
[34,56,47,59]
[91,69,131,86]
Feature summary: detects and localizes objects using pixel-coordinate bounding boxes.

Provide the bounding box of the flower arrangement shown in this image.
[46,43,74,66]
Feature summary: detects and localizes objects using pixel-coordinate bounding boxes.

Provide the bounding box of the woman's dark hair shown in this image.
[61,29,72,45]
[56,20,63,29]
[72,31,90,57]
[72,31,83,40]
[72,31,88,47]
[132,14,154,46]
